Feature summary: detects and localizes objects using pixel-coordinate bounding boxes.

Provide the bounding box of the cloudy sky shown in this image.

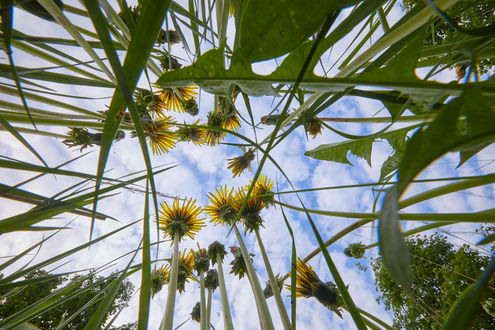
[1,1,494,329]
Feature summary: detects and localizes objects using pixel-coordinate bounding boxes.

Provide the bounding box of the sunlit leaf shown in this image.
[379,186,412,288]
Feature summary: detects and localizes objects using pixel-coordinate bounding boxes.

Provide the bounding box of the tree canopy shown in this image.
[402,0,495,75]
[371,233,495,329]
[0,270,134,329]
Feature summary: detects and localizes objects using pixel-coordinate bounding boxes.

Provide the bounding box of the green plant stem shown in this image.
[275,201,495,222]
[399,174,495,209]
[365,221,456,249]
[160,232,180,330]
[0,126,66,139]
[200,272,207,330]
[216,253,234,330]
[340,0,459,76]
[233,224,274,330]
[206,288,212,330]
[358,307,392,329]
[281,172,495,281]
[254,228,292,330]
[0,113,131,130]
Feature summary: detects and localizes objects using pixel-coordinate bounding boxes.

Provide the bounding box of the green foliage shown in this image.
[0,270,134,329]
[402,0,495,74]
[2,0,495,328]
[371,234,495,329]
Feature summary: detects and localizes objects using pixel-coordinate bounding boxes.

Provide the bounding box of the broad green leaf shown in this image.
[458,141,493,168]
[236,0,358,63]
[379,187,412,288]
[398,87,495,194]
[305,125,416,166]
[305,138,373,166]
[442,257,495,330]
[156,46,494,98]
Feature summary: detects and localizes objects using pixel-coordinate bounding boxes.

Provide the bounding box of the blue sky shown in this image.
[1,1,494,329]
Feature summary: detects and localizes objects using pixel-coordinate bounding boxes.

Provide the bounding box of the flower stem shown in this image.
[255,228,292,330]
[216,254,234,330]
[206,288,212,330]
[200,272,207,330]
[160,232,180,330]
[233,224,274,330]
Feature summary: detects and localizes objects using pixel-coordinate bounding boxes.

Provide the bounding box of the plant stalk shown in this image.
[200,272,207,330]
[206,288,212,330]
[254,228,292,330]
[216,253,234,330]
[160,232,180,330]
[233,224,274,330]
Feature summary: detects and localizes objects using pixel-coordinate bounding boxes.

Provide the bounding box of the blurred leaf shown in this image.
[477,234,495,246]
[379,186,412,288]
[398,87,495,194]
[458,141,493,167]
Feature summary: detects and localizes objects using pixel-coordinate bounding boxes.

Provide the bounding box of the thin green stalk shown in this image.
[376,6,389,32]
[0,126,66,139]
[37,0,116,83]
[160,232,180,330]
[275,201,495,222]
[254,228,292,330]
[340,0,459,76]
[200,272,207,330]
[365,221,456,249]
[233,224,274,330]
[0,112,133,129]
[216,254,234,330]
[206,288,212,330]
[400,173,495,209]
[357,308,392,330]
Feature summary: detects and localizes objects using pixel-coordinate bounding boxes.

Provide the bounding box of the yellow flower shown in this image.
[205,185,239,226]
[219,97,241,132]
[286,258,343,316]
[234,189,265,232]
[176,249,196,293]
[247,174,275,205]
[151,265,169,297]
[227,147,255,177]
[134,88,165,118]
[304,117,323,139]
[143,117,178,155]
[175,119,206,145]
[204,111,226,146]
[229,2,235,17]
[158,85,197,112]
[158,198,205,241]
